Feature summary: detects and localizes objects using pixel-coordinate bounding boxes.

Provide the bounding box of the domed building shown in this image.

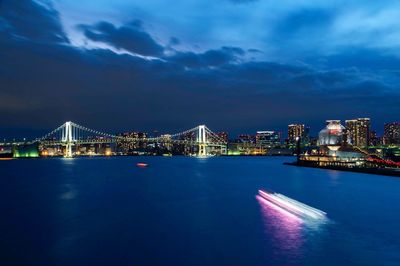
[318,120,345,146]
[316,120,365,159]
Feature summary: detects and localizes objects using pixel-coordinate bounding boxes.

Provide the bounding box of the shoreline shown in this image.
[284,161,400,177]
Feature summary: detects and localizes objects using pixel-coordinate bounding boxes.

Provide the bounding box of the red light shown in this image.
[367,157,400,167]
[328,129,340,135]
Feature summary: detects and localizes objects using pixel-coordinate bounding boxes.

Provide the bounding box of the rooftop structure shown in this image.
[318,120,345,146]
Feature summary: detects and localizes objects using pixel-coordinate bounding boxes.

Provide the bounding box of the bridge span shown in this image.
[1,121,227,157]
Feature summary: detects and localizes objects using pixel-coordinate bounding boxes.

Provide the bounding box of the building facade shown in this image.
[116,131,148,154]
[288,124,309,144]
[384,122,400,145]
[318,120,345,146]
[345,118,370,147]
[237,134,255,144]
[256,131,281,148]
[369,130,380,146]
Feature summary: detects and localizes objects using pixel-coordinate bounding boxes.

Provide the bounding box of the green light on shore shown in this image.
[14,151,39,158]
[13,144,39,158]
[228,150,241,156]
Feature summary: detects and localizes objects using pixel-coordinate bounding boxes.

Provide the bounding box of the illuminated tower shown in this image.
[197,125,207,156]
[62,121,73,157]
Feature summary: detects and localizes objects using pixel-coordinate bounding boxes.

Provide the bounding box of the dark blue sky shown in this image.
[0,0,399,138]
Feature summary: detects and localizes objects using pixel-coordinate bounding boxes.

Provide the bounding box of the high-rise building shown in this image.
[256,131,281,148]
[231,134,258,155]
[288,124,309,144]
[116,131,148,153]
[369,130,380,146]
[345,118,370,147]
[384,122,400,145]
[237,134,255,144]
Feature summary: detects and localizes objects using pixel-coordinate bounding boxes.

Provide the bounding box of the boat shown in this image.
[258,189,326,219]
[136,162,148,168]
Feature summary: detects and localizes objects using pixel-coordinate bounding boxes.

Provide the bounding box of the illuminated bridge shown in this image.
[2,121,227,157]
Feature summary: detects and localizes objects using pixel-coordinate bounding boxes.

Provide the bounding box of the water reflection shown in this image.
[195,156,211,163]
[257,192,331,265]
[256,195,304,259]
[60,157,76,165]
[60,184,77,200]
[327,170,341,186]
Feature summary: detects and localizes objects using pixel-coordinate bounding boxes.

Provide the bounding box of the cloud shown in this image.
[248,48,262,54]
[1,0,400,136]
[168,46,245,68]
[169,37,180,46]
[1,31,399,134]
[79,20,164,57]
[320,47,400,71]
[0,0,68,43]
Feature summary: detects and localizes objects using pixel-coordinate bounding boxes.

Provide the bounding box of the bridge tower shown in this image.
[197,125,207,156]
[62,121,74,157]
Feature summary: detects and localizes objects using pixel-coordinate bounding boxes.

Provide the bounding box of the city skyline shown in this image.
[0,0,400,266]
[1,0,400,137]
[2,2,400,265]
[2,117,399,145]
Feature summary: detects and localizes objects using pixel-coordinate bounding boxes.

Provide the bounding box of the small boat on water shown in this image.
[258,189,326,219]
[136,162,148,168]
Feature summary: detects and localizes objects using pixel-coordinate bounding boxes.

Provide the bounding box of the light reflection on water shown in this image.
[256,195,304,260]
[3,157,398,265]
[60,157,76,165]
[256,194,330,264]
[60,184,77,200]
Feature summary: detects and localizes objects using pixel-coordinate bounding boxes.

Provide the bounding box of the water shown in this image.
[1,156,400,265]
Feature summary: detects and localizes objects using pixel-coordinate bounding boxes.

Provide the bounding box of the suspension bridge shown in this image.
[1,121,227,157]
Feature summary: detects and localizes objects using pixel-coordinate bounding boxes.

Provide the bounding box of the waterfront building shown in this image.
[345,118,370,147]
[288,124,304,144]
[384,122,400,145]
[237,134,255,144]
[256,131,281,148]
[228,131,280,155]
[288,124,310,145]
[227,142,265,155]
[304,120,367,167]
[116,131,148,154]
[228,134,260,155]
[369,130,380,146]
[318,120,345,146]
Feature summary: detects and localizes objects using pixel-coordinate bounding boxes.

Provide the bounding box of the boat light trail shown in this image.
[256,195,303,223]
[258,190,327,220]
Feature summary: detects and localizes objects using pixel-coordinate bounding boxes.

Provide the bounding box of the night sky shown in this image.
[1,0,400,139]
